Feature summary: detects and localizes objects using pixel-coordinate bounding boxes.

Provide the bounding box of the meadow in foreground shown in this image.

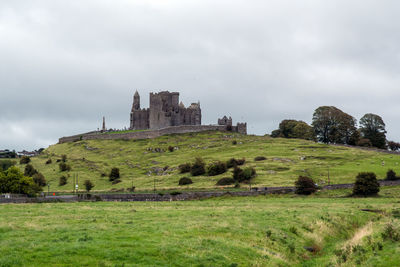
[1,187,400,266]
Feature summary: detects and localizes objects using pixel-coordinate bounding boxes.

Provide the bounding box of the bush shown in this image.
[216,177,235,186]
[236,158,246,166]
[32,173,46,187]
[226,158,236,168]
[19,156,31,164]
[59,162,71,172]
[45,159,52,164]
[381,223,400,241]
[386,169,398,180]
[61,155,67,162]
[0,166,41,196]
[254,156,267,161]
[242,167,256,180]
[178,163,191,174]
[168,146,174,152]
[207,161,227,176]
[232,140,237,145]
[127,186,136,192]
[353,172,380,196]
[84,180,94,192]
[357,138,372,147]
[24,164,38,177]
[59,175,67,186]
[178,177,193,185]
[109,168,120,181]
[0,160,16,171]
[226,158,246,168]
[111,179,121,185]
[190,158,206,176]
[233,166,256,182]
[295,176,317,195]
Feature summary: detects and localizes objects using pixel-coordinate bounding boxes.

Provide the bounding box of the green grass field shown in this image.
[1,187,400,266]
[17,131,400,192]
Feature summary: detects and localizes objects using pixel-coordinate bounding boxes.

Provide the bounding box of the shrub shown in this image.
[386,169,398,181]
[254,156,267,161]
[19,156,31,164]
[357,138,372,147]
[45,158,52,164]
[178,163,191,174]
[233,166,256,182]
[295,176,317,195]
[168,146,174,152]
[59,175,67,186]
[84,180,94,192]
[226,158,245,168]
[0,160,16,171]
[127,186,136,192]
[190,158,206,176]
[109,168,120,181]
[353,172,380,196]
[61,154,67,162]
[111,179,121,185]
[0,166,41,196]
[178,177,193,185]
[216,177,235,186]
[236,158,246,166]
[32,173,46,187]
[24,164,38,177]
[232,140,237,145]
[207,161,227,176]
[59,162,71,172]
[242,167,256,181]
[226,158,237,168]
[381,223,400,241]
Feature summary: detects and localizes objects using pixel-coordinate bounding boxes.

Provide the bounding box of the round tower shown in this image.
[133,90,140,110]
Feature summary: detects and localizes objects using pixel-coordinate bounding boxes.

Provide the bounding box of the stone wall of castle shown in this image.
[130,91,201,130]
[59,125,243,143]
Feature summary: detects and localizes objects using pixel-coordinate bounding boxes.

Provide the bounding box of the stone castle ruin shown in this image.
[59,91,247,143]
[130,91,202,130]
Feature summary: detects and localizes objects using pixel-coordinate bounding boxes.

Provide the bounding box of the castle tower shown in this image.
[133,90,140,111]
[102,116,106,132]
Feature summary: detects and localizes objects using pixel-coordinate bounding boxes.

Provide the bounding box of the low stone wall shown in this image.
[3,180,400,204]
[59,125,234,144]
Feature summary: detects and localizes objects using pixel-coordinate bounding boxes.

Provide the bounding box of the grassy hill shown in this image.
[1,189,400,266]
[20,131,400,192]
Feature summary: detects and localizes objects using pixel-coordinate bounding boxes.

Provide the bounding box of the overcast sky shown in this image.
[1,0,400,151]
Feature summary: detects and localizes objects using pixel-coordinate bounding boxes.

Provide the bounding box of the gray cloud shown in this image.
[1,0,400,150]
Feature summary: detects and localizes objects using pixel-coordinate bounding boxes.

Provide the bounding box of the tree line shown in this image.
[271,106,396,150]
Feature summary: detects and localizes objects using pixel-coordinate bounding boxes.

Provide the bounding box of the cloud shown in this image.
[1,0,400,150]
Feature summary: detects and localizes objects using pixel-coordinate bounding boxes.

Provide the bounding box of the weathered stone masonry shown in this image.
[59,90,247,143]
[130,91,201,130]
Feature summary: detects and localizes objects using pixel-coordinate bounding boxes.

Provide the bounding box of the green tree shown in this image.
[109,168,120,181]
[0,166,41,196]
[271,120,315,140]
[84,180,94,192]
[312,106,357,144]
[24,164,38,177]
[359,113,387,149]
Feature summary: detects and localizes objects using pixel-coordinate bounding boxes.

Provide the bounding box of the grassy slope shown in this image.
[21,131,400,192]
[1,188,400,266]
